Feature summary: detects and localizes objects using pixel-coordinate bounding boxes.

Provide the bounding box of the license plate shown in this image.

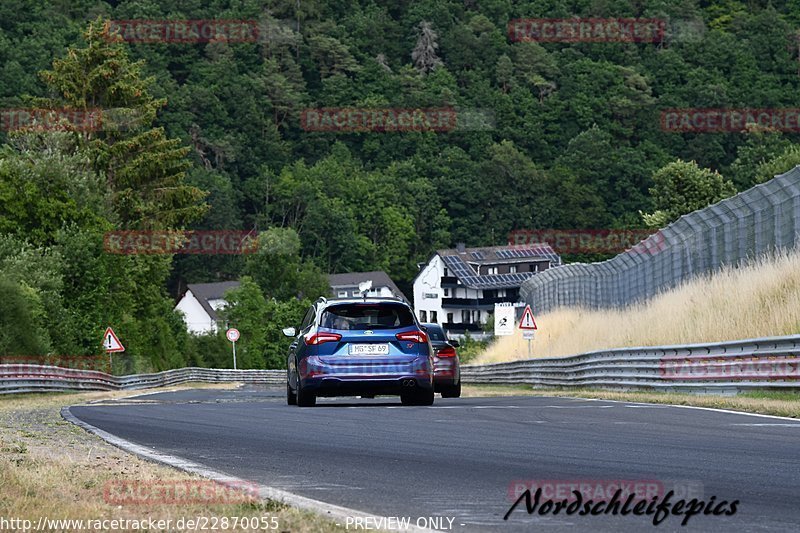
[348,343,390,356]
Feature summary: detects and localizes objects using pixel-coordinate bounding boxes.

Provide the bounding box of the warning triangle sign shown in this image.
[519,305,537,330]
[103,327,125,352]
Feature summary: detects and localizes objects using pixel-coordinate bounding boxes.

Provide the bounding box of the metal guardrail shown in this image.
[461,335,800,392]
[5,335,800,395]
[0,366,284,394]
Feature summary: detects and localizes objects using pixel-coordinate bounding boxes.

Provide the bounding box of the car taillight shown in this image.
[304,332,342,345]
[437,346,457,357]
[396,330,429,343]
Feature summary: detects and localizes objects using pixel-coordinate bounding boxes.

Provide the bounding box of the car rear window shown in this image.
[425,326,446,341]
[320,303,415,330]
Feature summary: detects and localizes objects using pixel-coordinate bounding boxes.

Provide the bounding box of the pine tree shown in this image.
[37,18,207,230]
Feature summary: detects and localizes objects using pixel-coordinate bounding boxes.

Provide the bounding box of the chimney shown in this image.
[456,242,466,253]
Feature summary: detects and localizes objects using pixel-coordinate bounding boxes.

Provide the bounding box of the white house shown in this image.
[412,243,560,334]
[328,271,408,301]
[175,281,240,334]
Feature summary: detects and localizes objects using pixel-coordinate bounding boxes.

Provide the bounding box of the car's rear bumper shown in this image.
[302,375,433,396]
[434,376,458,390]
[433,358,460,387]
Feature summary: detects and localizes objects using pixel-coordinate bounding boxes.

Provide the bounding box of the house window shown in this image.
[487,266,498,275]
[419,310,427,322]
[430,311,438,323]
[447,312,453,324]
[461,310,470,323]
[338,291,348,297]
[352,290,360,297]
[443,288,449,297]
[529,264,536,272]
[509,265,517,273]
[443,267,449,276]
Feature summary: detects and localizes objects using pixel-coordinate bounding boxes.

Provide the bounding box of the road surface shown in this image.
[68,386,800,532]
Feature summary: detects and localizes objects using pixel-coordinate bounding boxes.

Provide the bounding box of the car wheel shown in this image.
[286,382,297,405]
[441,381,461,398]
[401,388,434,406]
[296,379,316,407]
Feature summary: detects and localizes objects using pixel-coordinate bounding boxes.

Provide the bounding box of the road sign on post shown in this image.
[494,303,515,336]
[102,327,124,373]
[226,328,240,370]
[518,305,537,357]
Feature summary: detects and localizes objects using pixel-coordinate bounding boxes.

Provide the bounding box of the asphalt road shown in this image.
[69,387,800,532]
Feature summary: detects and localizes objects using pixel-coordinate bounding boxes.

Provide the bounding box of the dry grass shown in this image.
[462,385,800,418]
[476,249,800,364]
[0,384,336,532]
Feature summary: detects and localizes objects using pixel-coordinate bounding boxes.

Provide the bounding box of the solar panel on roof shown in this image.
[442,255,476,277]
[470,251,485,260]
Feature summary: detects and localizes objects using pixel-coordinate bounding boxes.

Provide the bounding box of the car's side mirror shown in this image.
[282,327,297,337]
[449,339,460,347]
[420,325,428,331]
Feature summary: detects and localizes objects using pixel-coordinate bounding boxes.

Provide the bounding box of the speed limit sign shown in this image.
[226,328,240,370]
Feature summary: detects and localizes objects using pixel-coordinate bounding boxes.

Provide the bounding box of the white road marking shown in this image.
[573,397,800,421]
[541,405,614,409]
[730,423,800,427]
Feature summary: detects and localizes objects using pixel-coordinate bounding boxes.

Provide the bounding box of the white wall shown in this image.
[175,290,217,334]
[413,255,445,324]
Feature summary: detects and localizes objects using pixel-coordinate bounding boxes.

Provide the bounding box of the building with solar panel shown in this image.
[412,242,561,336]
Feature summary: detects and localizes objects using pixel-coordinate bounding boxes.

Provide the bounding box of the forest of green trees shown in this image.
[2,0,800,371]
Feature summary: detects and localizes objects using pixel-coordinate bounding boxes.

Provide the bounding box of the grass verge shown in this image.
[476,249,800,364]
[462,384,800,418]
[0,384,338,532]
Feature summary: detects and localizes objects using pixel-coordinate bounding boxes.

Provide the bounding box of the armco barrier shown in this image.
[5,336,800,394]
[460,334,800,392]
[0,366,284,394]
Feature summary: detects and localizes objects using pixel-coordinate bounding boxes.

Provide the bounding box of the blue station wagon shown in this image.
[284,297,435,407]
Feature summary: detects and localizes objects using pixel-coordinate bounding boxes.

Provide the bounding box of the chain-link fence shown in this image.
[520,167,800,314]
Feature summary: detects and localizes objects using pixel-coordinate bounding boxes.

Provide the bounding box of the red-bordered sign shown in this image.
[519,306,538,330]
[103,327,125,352]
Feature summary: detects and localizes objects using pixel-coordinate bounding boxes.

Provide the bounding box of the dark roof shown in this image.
[186,281,240,321]
[435,243,561,289]
[437,243,561,264]
[328,270,408,302]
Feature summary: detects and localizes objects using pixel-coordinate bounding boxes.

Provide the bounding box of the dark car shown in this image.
[421,323,461,398]
[284,297,435,407]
